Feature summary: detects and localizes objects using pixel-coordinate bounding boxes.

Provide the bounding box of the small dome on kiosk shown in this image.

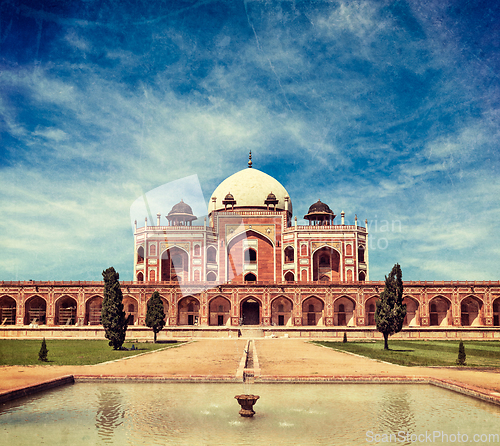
[167,200,197,226]
[304,200,336,225]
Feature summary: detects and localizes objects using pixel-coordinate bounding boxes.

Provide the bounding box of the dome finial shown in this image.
[248,150,252,168]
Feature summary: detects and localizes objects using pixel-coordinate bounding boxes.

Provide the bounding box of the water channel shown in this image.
[1,383,499,445]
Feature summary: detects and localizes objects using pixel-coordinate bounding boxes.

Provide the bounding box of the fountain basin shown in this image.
[1,383,499,445]
[235,394,260,417]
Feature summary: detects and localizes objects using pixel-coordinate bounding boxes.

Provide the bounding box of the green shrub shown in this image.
[456,340,466,366]
[38,338,48,362]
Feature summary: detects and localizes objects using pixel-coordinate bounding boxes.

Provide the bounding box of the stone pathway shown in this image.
[1,339,500,404]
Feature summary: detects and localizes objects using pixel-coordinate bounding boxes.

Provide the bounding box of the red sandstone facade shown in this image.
[1,160,499,330]
[0,280,499,328]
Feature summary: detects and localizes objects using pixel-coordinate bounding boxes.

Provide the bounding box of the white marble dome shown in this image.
[208,167,292,214]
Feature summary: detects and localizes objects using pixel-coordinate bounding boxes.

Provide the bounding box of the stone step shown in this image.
[239,328,264,338]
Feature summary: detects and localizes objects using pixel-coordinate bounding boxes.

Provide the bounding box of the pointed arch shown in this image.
[284,246,294,263]
[209,295,231,326]
[24,296,46,325]
[240,296,261,325]
[85,296,103,325]
[161,246,189,282]
[123,296,139,326]
[137,246,144,263]
[460,295,483,326]
[403,296,419,326]
[429,296,451,326]
[358,244,366,263]
[302,296,324,326]
[244,272,257,282]
[493,297,500,326]
[312,246,340,281]
[55,295,77,325]
[207,246,217,263]
[0,295,16,325]
[365,295,378,326]
[334,296,356,326]
[227,230,274,283]
[207,271,217,282]
[178,296,200,325]
[271,296,293,326]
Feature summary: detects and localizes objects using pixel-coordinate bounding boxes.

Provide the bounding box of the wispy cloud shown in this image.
[1,0,499,281]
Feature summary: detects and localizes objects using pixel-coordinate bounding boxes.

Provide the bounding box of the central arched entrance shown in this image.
[161,247,189,282]
[241,298,261,325]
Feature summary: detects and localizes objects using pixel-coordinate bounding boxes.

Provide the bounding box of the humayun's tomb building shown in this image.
[1,154,500,339]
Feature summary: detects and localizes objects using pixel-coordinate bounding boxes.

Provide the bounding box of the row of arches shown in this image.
[135,241,367,283]
[0,295,139,326]
[2,294,498,327]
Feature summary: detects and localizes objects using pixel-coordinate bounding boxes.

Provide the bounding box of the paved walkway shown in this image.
[1,339,499,403]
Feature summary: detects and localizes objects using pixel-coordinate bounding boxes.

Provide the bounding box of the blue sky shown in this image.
[1,0,499,282]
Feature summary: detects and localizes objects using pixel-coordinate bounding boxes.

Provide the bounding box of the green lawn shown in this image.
[314,340,500,367]
[0,340,182,366]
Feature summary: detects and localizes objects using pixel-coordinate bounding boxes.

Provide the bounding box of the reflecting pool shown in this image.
[1,383,499,445]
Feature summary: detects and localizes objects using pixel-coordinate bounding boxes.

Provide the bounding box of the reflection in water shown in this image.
[0,383,499,446]
[96,387,125,442]
[377,387,416,445]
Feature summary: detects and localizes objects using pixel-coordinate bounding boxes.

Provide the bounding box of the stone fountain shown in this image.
[234,394,260,417]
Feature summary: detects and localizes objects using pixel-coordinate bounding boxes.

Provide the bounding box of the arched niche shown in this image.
[227,230,274,283]
[359,271,366,282]
[302,296,324,326]
[244,272,257,282]
[207,246,217,263]
[161,247,189,283]
[55,296,77,325]
[334,296,356,326]
[149,269,156,282]
[312,246,340,281]
[358,245,366,263]
[123,296,139,326]
[207,271,217,282]
[25,296,46,325]
[346,244,352,256]
[240,297,261,325]
[209,296,231,326]
[0,295,16,325]
[284,246,294,263]
[137,271,144,282]
[178,296,200,325]
[244,248,257,264]
[284,271,294,282]
[271,296,293,326]
[137,246,144,263]
[429,296,451,326]
[493,297,500,326]
[460,295,483,326]
[403,296,419,326]
[364,296,378,326]
[85,296,103,325]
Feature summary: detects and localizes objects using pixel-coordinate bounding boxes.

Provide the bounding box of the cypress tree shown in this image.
[457,341,466,366]
[343,332,347,343]
[145,291,166,343]
[375,263,406,350]
[101,267,128,350]
[38,338,48,362]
